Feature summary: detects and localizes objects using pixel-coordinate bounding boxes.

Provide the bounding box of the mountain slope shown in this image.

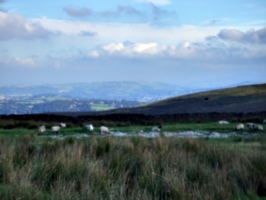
[93,83,266,115]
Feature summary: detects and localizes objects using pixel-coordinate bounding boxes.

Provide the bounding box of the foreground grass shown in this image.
[0,134,266,199]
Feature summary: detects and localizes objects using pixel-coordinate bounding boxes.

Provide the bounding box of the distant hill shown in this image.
[89,83,266,115]
[2,83,266,123]
[1,81,265,116]
[0,81,234,103]
[0,81,187,102]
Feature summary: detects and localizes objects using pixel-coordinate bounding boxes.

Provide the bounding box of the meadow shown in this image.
[0,119,265,136]
[90,103,114,111]
[0,120,266,199]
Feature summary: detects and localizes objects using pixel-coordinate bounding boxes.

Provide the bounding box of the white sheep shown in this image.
[51,126,61,134]
[257,125,264,130]
[247,123,255,131]
[60,123,66,128]
[151,125,162,132]
[209,132,220,138]
[235,124,244,130]
[100,126,110,134]
[218,120,229,124]
[247,122,254,129]
[38,125,46,133]
[255,124,264,131]
[86,124,94,132]
[247,123,263,131]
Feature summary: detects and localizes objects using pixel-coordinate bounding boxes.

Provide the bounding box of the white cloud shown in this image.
[131,42,158,53]
[90,42,163,58]
[102,42,124,53]
[35,18,222,44]
[86,40,266,64]
[0,11,50,40]
[13,57,36,66]
[88,50,99,58]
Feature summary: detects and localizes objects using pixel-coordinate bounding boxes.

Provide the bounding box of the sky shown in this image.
[0,0,266,88]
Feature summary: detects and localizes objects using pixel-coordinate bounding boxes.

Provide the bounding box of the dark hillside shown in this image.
[1,83,266,124]
[91,83,266,115]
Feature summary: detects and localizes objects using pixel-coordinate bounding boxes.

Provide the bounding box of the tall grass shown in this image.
[0,135,265,199]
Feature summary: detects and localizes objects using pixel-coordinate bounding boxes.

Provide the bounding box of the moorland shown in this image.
[0,83,266,199]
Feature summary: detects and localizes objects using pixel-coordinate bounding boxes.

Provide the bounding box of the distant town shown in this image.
[0,95,141,115]
[0,81,242,115]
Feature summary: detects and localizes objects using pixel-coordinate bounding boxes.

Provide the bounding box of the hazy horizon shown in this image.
[1,1,265,88]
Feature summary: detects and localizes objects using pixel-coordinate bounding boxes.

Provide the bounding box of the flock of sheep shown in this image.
[38,123,66,134]
[38,123,111,135]
[37,120,265,135]
[38,123,162,135]
[86,125,162,134]
[219,120,265,131]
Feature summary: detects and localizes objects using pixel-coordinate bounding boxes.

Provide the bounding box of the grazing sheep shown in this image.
[51,126,61,134]
[38,125,46,133]
[86,124,94,132]
[60,123,66,128]
[247,123,263,131]
[247,123,254,129]
[235,124,244,130]
[248,123,256,131]
[100,126,110,135]
[251,124,260,131]
[151,125,162,132]
[209,132,220,138]
[218,120,229,124]
[257,125,264,131]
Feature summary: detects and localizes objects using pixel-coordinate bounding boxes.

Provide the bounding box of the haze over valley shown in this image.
[0,81,220,114]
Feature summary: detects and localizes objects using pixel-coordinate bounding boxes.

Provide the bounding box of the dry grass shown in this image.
[0,135,266,199]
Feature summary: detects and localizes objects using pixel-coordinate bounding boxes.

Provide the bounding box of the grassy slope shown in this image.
[97,83,266,115]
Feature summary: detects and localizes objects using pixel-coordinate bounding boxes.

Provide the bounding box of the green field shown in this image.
[0,121,265,137]
[91,103,114,111]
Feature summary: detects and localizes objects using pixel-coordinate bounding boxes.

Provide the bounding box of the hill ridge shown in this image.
[90,83,266,115]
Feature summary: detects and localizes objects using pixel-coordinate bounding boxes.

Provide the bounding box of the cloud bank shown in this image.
[0,11,50,40]
[87,40,265,64]
[218,27,266,44]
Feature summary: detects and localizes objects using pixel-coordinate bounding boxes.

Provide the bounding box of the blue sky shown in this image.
[0,0,266,88]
